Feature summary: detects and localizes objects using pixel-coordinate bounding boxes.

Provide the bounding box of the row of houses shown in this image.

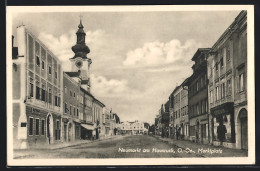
[12,19,120,149]
[119,120,149,135]
[154,10,248,150]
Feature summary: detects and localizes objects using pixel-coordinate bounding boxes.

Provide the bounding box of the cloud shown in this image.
[123,39,200,69]
[90,74,133,98]
[38,29,106,62]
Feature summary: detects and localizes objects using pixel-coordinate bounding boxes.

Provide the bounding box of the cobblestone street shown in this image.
[13,135,247,159]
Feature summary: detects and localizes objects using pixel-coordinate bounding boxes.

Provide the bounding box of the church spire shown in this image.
[71,17,90,59]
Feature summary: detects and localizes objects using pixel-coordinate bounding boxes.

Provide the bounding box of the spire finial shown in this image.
[79,14,83,22]
[78,14,84,28]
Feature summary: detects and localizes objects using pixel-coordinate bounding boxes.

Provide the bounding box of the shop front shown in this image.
[81,123,94,140]
[211,102,235,148]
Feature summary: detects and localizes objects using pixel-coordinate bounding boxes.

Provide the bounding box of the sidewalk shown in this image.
[154,135,248,157]
[15,135,121,151]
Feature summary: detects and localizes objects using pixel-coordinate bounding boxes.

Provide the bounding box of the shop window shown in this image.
[35,118,39,135]
[55,120,60,140]
[29,117,33,135]
[41,120,45,135]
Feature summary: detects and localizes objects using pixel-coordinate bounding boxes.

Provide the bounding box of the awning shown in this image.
[81,124,95,130]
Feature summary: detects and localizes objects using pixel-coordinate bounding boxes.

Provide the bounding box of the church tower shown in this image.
[70,18,92,92]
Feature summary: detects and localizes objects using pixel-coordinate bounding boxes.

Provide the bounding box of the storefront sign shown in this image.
[211,102,234,117]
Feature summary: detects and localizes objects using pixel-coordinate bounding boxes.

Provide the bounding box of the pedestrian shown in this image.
[176,129,179,140]
[217,121,227,146]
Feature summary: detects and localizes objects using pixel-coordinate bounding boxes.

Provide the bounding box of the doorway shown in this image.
[239,109,248,150]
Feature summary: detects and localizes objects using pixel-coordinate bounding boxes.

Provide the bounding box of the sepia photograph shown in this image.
[6,5,255,166]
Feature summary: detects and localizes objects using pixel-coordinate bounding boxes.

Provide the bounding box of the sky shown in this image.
[12,10,241,124]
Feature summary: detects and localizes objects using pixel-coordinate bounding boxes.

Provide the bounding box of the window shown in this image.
[29,117,33,135]
[41,85,46,101]
[35,118,39,135]
[29,77,34,97]
[216,62,218,71]
[42,61,45,70]
[196,81,199,92]
[226,45,230,62]
[210,90,213,103]
[215,86,219,101]
[205,99,208,112]
[64,103,67,114]
[64,86,67,94]
[221,83,225,99]
[74,107,76,116]
[70,105,72,115]
[220,58,224,68]
[36,82,41,100]
[77,108,79,117]
[41,120,45,135]
[239,73,245,92]
[55,95,58,106]
[70,91,72,96]
[74,92,76,97]
[48,89,52,104]
[227,79,232,96]
[48,66,52,75]
[56,120,60,140]
[196,103,199,115]
[36,56,40,66]
[55,71,57,79]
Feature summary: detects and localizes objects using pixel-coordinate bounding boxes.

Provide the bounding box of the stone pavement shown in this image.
[154,136,248,157]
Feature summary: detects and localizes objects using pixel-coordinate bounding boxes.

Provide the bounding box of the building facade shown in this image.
[173,79,189,140]
[187,48,210,144]
[207,11,247,149]
[62,73,82,142]
[12,25,63,149]
[169,91,175,139]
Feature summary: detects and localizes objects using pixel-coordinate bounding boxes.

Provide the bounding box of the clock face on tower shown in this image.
[75,58,83,69]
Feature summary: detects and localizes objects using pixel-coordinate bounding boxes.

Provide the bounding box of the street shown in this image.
[13,135,247,159]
